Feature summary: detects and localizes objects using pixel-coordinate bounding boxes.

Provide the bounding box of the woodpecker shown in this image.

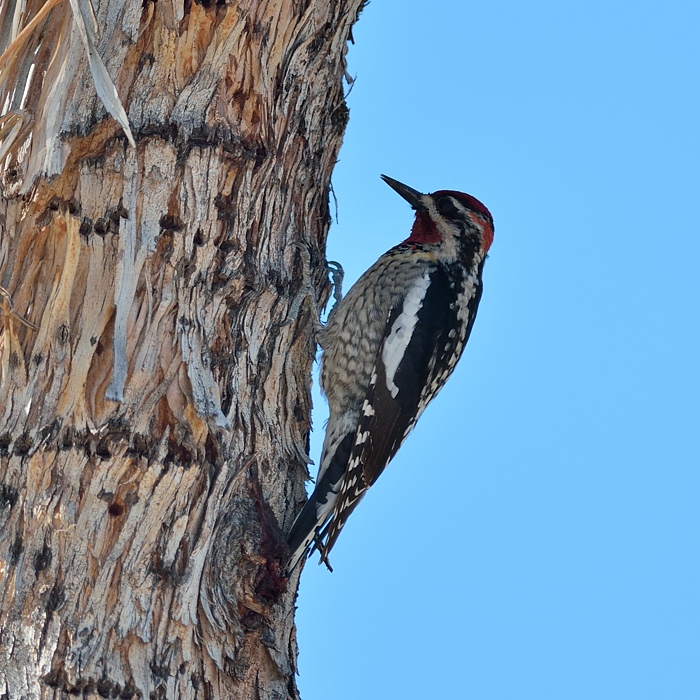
[287,175,494,572]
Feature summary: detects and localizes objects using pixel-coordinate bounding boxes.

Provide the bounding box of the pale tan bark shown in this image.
[0,1,364,697]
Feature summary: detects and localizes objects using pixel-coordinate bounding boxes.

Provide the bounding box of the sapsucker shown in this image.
[287,175,494,572]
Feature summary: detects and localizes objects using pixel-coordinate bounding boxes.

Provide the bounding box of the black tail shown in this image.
[286,497,321,572]
[286,432,354,573]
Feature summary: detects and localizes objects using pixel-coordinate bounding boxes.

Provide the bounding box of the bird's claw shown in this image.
[280,244,344,332]
[327,260,344,305]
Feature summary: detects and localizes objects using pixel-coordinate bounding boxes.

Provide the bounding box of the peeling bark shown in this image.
[0,1,365,697]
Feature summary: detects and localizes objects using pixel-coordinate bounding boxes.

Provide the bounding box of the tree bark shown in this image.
[0,1,364,697]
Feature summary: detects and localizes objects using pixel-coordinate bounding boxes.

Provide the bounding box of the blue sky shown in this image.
[294,1,700,698]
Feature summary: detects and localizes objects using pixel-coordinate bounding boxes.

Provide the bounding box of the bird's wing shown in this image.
[320,266,482,555]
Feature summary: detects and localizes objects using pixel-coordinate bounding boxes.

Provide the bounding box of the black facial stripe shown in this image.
[436,195,459,217]
[437,195,493,232]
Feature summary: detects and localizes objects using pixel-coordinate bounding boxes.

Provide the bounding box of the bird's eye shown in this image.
[436,196,455,215]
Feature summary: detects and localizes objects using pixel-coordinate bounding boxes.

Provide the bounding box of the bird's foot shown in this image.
[280,243,344,337]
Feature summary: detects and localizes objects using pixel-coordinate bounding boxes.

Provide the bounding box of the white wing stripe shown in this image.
[381,271,432,398]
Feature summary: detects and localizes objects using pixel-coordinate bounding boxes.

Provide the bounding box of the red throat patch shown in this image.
[406,210,441,244]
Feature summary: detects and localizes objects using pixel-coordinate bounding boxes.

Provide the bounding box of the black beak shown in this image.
[381,175,425,210]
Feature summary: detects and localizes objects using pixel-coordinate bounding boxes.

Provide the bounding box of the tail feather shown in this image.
[286,498,323,573]
[286,431,355,574]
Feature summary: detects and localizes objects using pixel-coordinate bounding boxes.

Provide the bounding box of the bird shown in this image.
[287,174,494,572]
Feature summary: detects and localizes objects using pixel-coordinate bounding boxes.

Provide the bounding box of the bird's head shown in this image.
[381,174,494,259]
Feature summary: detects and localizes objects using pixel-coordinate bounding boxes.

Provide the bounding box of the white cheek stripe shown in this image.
[381,271,431,398]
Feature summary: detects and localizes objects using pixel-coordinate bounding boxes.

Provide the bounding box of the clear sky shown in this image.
[294,1,700,698]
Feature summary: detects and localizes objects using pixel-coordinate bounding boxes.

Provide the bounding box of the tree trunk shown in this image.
[0,1,363,697]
